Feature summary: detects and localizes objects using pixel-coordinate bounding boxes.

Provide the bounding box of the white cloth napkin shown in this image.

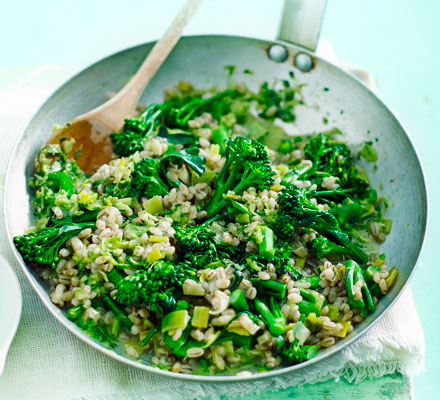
[0,64,424,400]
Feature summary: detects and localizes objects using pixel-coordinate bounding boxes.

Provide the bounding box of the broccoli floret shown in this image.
[301,133,369,200]
[13,221,95,269]
[245,241,303,280]
[275,184,339,237]
[281,339,318,364]
[271,241,303,279]
[104,157,169,199]
[309,235,367,263]
[163,89,236,128]
[174,222,218,269]
[275,184,368,264]
[30,143,85,221]
[114,260,196,314]
[130,158,169,197]
[205,136,275,218]
[110,104,162,157]
[309,236,348,259]
[174,219,244,268]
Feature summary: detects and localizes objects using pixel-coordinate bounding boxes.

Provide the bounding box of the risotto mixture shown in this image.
[14,77,396,375]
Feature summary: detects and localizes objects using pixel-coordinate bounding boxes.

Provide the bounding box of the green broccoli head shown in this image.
[13,222,95,269]
[274,184,338,238]
[274,184,369,265]
[114,260,196,310]
[162,89,235,128]
[174,219,246,268]
[309,236,349,259]
[110,104,162,157]
[309,233,368,265]
[130,158,169,198]
[174,223,218,269]
[271,242,303,279]
[302,134,369,199]
[281,339,318,364]
[205,136,275,218]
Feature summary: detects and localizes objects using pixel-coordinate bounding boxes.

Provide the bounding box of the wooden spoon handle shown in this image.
[78,0,204,130]
[116,0,204,110]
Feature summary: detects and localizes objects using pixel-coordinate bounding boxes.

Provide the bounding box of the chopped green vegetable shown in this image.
[192,306,210,328]
[230,289,249,312]
[161,310,189,333]
[258,226,275,260]
[304,313,323,332]
[293,321,311,345]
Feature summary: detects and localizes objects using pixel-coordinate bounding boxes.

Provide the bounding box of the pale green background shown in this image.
[1,0,439,398]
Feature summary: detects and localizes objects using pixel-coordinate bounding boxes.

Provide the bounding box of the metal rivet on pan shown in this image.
[294,52,314,72]
[267,44,288,63]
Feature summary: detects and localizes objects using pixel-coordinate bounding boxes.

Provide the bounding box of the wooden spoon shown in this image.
[49,0,203,173]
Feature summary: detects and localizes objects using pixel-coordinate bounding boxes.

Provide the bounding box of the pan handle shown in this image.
[277,0,327,51]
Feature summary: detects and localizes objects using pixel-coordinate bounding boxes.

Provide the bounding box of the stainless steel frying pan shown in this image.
[3,0,427,382]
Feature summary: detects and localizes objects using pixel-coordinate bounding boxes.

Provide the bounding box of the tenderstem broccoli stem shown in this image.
[325,229,369,265]
[106,268,123,284]
[345,260,365,309]
[138,104,163,133]
[205,159,242,218]
[269,296,285,327]
[356,268,375,311]
[212,126,229,153]
[110,319,121,337]
[299,288,325,309]
[67,305,84,320]
[251,279,287,299]
[345,260,375,312]
[259,226,275,260]
[297,299,321,316]
[103,295,133,329]
[299,275,321,290]
[345,263,356,299]
[230,289,249,312]
[170,90,235,127]
[140,325,160,347]
[254,297,285,336]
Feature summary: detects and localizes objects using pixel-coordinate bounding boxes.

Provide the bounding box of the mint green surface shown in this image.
[2,0,438,398]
